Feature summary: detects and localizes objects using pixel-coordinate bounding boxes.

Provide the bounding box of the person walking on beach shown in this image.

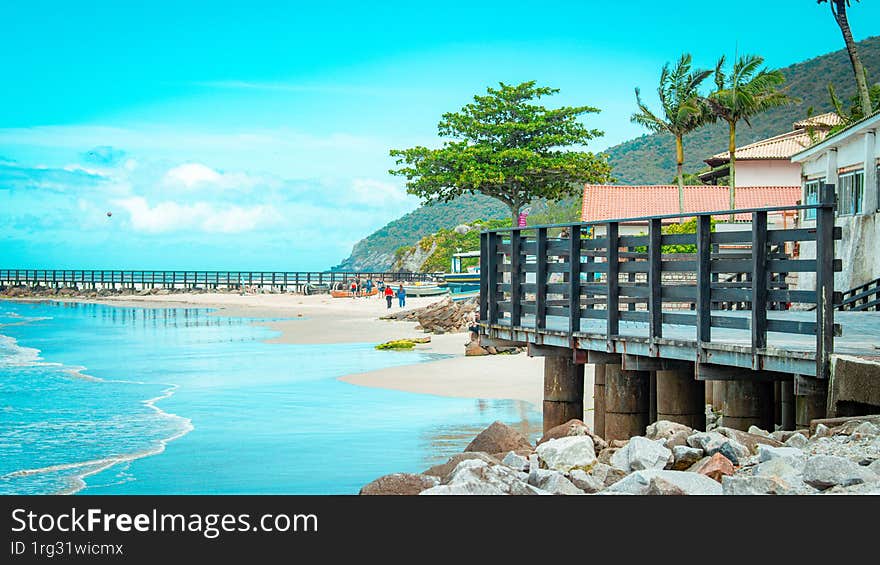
[377,280,385,298]
[365,278,374,296]
[350,279,358,298]
[384,284,394,309]
[397,284,406,308]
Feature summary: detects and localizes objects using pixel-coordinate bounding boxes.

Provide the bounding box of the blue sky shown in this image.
[2,1,879,270]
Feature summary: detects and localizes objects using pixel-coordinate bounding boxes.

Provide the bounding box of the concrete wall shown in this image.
[736,160,801,187]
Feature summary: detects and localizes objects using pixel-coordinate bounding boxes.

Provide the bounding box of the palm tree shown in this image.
[632,54,712,214]
[707,55,797,217]
[819,0,872,118]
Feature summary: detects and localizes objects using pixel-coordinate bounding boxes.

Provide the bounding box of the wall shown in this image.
[736,160,801,187]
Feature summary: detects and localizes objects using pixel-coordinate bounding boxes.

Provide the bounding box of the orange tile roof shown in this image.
[792,112,843,130]
[704,129,830,164]
[581,184,802,223]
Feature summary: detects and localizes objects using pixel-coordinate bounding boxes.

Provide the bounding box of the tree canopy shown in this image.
[389,81,612,225]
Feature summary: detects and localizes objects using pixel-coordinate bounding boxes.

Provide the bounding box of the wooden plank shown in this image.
[487,232,499,324]
[606,222,619,339]
[752,211,768,353]
[568,225,581,333]
[535,228,548,330]
[816,183,836,379]
[619,235,648,247]
[661,233,697,246]
[479,232,489,323]
[510,230,522,327]
[648,218,662,339]
[711,231,753,244]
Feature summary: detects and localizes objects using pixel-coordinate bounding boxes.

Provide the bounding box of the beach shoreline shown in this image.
[9,292,547,407]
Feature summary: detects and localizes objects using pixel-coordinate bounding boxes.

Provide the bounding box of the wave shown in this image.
[0,328,194,495]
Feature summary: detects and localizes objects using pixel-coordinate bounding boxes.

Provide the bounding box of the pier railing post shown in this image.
[816,183,836,380]
[535,227,548,330]
[605,222,619,345]
[479,232,489,323]
[568,225,581,334]
[751,210,768,364]
[510,229,522,327]
[696,215,712,344]
[648,217,662,342]
[486,231,499,325]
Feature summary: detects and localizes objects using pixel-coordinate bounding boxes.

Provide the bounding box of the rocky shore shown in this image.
[360,415,880,495]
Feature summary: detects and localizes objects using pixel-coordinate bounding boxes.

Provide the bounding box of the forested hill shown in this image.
[333,36,880,271]
[606,36,880,184]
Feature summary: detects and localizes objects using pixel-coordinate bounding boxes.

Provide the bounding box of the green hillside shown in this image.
[606,36,880,184]
[331,194,507,271]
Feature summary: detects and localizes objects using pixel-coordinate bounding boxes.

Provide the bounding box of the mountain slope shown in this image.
[606,36,880,184]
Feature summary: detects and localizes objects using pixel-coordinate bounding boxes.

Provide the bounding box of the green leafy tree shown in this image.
[707,55,797,217]
[828,81,880,129]
[389,81,612,226]
[818,1,873,118]
[631,54,712,214]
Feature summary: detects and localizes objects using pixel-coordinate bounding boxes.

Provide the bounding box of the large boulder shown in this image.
[687,431,750,465]
[535,436,597,473]
[603,469,722,495]
[721,475,800,495]
[610,436,672,472]
[465,421,533,454]
[783,433,809,449]
[501,451,530,472]
[359,473,440,495]
[423,452,500,481]
[420,482,506,495]
[802,455,879,490]
[670,445,704,471]
[589,462,628,488]
[757,445,805,463]
[665,430,693,450]
[537,419,607,452]
[442,459,542,495]
[569,470,605,494]
[691,453,735,483]
[645,420,693,442]
[530,471,585,495]
[714,427,783,454]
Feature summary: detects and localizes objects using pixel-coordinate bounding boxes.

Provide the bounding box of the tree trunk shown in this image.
[675,135,685,216]
[832,1,873,118]
[509,203,521,228]
[728,122,736,222]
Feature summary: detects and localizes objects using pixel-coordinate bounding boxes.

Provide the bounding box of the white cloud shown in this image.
[113,196,281,234]
[348,178,410,204]
[163,163,222,187]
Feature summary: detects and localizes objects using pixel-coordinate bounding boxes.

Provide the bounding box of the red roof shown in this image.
[581,185,802,223]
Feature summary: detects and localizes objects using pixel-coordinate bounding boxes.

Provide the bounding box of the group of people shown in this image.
[347,278,406,309]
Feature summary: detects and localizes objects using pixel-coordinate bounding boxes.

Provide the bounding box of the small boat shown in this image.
[451,290,479,302]
[331,288,378,298]
[402,284,449,297]
[442,272,480,284]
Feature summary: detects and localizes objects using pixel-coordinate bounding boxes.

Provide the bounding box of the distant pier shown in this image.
[0,269,436,294]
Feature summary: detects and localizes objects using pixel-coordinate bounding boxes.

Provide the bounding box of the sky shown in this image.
[2,1,879,270]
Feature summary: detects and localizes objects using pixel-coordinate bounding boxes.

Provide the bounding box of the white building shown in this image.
[791,111,880,291]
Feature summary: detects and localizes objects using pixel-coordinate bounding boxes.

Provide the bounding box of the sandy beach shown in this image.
[72,292,575,409]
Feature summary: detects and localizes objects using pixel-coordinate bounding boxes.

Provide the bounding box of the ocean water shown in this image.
[0,300,540,495]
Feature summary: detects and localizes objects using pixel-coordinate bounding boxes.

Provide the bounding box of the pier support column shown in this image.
[648,372,657,424]
[604,365,650,441]
[543,356,584,434]
[593,364,605,439]
[722,381,775,431]
[780,379,795,431]
[705,381,714,408]
[712,381,726,412]
[795,376,828,430]
[656,367,705,430]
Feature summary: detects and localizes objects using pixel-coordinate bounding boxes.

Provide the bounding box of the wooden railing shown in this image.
[480,184,842,379]
[0,270,436,290]
[838,276,880,311]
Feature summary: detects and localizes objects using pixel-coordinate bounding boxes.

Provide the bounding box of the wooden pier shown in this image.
[479,184,880,437]
[0,270,436,294]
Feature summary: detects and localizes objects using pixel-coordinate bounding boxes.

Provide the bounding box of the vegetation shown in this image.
[604,36,880,185]
[819,0,873,117]
[392,219,509,273]
[389,81,612,226]
[829,81,880,130]
[707,54,797,215]
[634,217,718,254]
[631,54,712,214]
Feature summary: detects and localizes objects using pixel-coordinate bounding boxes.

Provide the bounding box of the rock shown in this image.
[646,477,689,496]
[604,469,722,495]
[721,475,799,495]
[665,430,692,450]
[465,341,489,356]
[465,421,532,454]
[748,425,771,438]
[671,445,704,471]
[802,455,879,490]
[597,447,618,465]
[757,445,805,463]
[610,436,672,472]
[753,456,806,481]
[783,433,809,449]
[869,459,880,475]
[645,420,693,441]
[446,459,542,495]
[569,470,604,494]
[687,431,750,465]
[852,421,880,438]
[360,473,440,495]
[423,452,501,480]
[609,439,630,449]
[692,453,735,483]
[822,481,880,495]
[537,419,607,452]
[535,436,597,473]
[501,451,530,472]
[531,472,585,495]
[715,426,783,454]
[813,423,832,439]
[589,462,628,488]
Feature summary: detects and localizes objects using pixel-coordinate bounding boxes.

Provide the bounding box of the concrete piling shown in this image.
[604,365,650,441]
[722,380,775,431]
[655,368,705,430]
[543,357,584,434]
[795,376,828,429]
[593,364,605,439]
[780,379,795,430]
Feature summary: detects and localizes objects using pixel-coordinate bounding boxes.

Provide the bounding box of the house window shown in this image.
[838,170,864,216]
[803,179,823,220]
